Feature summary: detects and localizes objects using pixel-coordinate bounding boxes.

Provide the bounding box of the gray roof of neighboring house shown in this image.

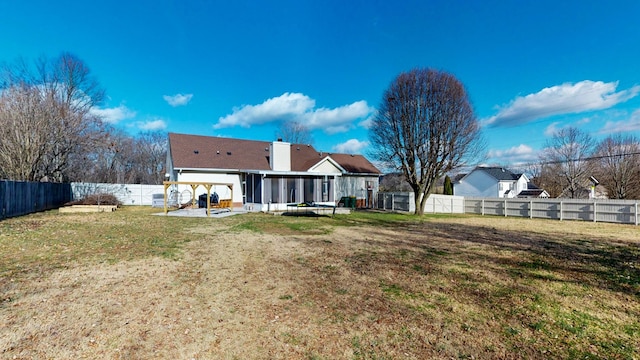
[168,133,380,174]
[518,189,547,197]
[477,166,522,181]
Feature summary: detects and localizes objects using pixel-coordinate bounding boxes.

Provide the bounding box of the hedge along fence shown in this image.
[464,197,640,226]
[0,180,72,220]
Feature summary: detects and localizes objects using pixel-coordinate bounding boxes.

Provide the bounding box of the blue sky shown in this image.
[2,0,640,167]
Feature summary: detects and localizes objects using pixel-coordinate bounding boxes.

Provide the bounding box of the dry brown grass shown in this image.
[1,208,639,359]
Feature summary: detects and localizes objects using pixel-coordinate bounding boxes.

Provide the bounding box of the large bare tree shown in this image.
[369,68,484,215]
[0,84,50,180]
[593,134,640,199]
[540,127,596,198]
[0,53,105,182]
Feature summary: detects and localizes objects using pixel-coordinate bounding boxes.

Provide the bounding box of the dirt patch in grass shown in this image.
[1,209,639,358]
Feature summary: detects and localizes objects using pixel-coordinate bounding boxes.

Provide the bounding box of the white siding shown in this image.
[515,175,529,195]
[454,171,498,197]
[310,159,342,173]
[174,172,242,204]
[270,141,291,171]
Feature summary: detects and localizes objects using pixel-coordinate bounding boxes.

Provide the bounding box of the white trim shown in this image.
[173,167,343,177]
[307,156,346,173]
[250,170,342,177]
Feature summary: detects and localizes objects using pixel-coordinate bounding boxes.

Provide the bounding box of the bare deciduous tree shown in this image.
[0,85,50,180]
[535,162,565,198]
[276,120,313,145]
[369,68,484,215]
[131,131,168,184]
[540,127,596,198]
[379,173,412,192]
[0,53,105,182]
[593,134,640,199]
[66,129,167,184]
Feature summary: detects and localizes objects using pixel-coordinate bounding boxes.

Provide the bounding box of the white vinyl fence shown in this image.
[464,197,639,225]
[71,183,165,206]
[376,193,464,214]
[377,192,639,225]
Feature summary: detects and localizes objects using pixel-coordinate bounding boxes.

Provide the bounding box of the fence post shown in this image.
[504,199,507,217]
[481,199,485,216]
[391,193,395,211]
[593,201,597,223]
[560,201,563,221]
[530,200,533,219]
[636,202,638,226]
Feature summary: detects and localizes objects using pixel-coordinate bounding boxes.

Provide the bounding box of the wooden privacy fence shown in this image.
[464,197,639,225]
[0,180,72,220]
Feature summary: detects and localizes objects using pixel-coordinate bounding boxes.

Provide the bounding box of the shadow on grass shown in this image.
[281,211,325,217]
[352,219,640,298]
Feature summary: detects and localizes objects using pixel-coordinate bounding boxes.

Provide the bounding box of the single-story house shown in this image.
[453,166,549,198]
[165,133,381,211]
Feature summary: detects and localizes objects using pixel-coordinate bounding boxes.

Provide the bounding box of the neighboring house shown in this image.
[558,182,608,199]
[453,166,548,198]
[517,183,551,198]
[166,133,381,211]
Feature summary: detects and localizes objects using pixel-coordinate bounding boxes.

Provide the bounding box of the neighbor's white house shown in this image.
[453,166,549,198]
[165,133,381,211]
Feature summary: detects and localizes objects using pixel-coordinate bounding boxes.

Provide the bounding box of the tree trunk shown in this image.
[414,191,426,215]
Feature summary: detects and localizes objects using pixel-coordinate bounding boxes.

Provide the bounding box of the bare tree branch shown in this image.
[593,134,640,199]
[276,120,313,145]
[539,127,595,198]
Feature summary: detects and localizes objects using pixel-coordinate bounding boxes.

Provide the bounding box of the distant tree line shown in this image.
[0,53,166,184]
[532,127,640,199]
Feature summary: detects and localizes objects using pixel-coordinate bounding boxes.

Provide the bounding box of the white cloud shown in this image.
[305,101,373,132]
[163,93,193,107]
[137,119,167,131]
[333,139,370,154]
[487,144,538,164]
[358,112,377,129]
[544,122,562,137]
[214,92,374,134]
[483,81,640,127]
[600,109,640,133]
[90,105,136,124]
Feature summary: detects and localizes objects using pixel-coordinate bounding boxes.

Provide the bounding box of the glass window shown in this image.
[271,177,281,203]
[253,174,262,203]
[304,178,314,203]
[246,173,253,203]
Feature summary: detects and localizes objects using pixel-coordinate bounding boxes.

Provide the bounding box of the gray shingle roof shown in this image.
[476,166,521,181]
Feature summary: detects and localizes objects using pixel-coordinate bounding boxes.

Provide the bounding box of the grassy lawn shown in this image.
[1,207,639,359]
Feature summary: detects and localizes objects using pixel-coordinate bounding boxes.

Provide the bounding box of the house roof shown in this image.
[476,166,522,181]
[168,133,380,174]
[518,189,548,197]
